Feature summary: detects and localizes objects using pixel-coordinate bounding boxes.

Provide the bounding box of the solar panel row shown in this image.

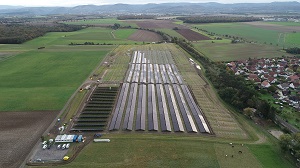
[108,50,211,134]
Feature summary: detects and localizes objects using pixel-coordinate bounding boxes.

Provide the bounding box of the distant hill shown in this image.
[0,5,23,10]
[0,2,300,15]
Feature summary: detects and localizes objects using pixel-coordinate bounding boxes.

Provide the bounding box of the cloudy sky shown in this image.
[0,0,299,7]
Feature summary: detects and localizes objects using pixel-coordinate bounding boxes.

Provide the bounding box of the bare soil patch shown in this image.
[128,30,163,42]
[244,22,300,32]
[0,111,59,168]
[269,130,284,139]
[128,19,186,29]
[176,29,211,41]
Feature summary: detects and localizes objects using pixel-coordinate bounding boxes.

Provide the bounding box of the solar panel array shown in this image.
[109,51,211,134]
[72,87,118,131]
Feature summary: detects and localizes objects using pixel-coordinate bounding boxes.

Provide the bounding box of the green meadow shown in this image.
[193,41,292,62]
[193,23,289,46]
[265,21,300,26]
[52,134,293,168]
[0,47,114,111]
[285,32,300,47]
[24,27,138,46]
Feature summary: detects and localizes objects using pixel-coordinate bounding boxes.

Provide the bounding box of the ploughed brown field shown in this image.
[0,111,59,168]
[128,30,163,42]
[127,19,186,29]
[176,29,211,41]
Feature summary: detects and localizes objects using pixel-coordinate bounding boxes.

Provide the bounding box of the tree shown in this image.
[243,107,254,118]
[268,85,277,93]
[279,134,292,151]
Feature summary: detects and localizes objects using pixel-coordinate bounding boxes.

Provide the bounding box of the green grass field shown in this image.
[25,27,139,46]
[47,133,293,168]
[248,144,294,168]
[285,32,300,47]
[193,23,292,47]
[193,42,292,62]
[265,21,300,26]
[0,47,113,111]
[158,28,185,39]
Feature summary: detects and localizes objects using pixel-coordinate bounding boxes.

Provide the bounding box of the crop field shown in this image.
[63,18,137,27]
[0,48,112,111]
[265,21,300,26]
[157,28,185,38]
[25,27,138,46]
[0,111,59,168]
[193,42,293,62]
[244,22,300,32]
[285,32,300,46]
[128,30,163,42]
[193,22,300,47]
[128,19,186,29]
[175,29,211,41]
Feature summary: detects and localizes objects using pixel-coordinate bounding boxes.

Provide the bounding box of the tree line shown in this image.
[285,47,300,54]
[0,23,83,44]
[117,15,155,20]
[177,16,262,23]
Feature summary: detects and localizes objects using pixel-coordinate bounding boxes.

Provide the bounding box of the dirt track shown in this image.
[0,111,59,168]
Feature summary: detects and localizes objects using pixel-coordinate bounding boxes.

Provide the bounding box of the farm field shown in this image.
[175,29,211,41]
[193,42,293,62]
[265,21,300,26]
[1,18,297,168]
[157,28,185,38]
[20,43,296,168]
[193,22,300,47]
[0,111,59,168]
[285,32,300,46]
[46,133,293,168]
[0,48,112,111]
[128,30,163,42]
[25,27,139,46]
[62,18,137,27]
[128,19,186,29]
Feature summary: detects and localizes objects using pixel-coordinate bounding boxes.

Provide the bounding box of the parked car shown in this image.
[57,144,61,149]
[62,144,66,150]
[42,144,47,150]
[66,143,70,149]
